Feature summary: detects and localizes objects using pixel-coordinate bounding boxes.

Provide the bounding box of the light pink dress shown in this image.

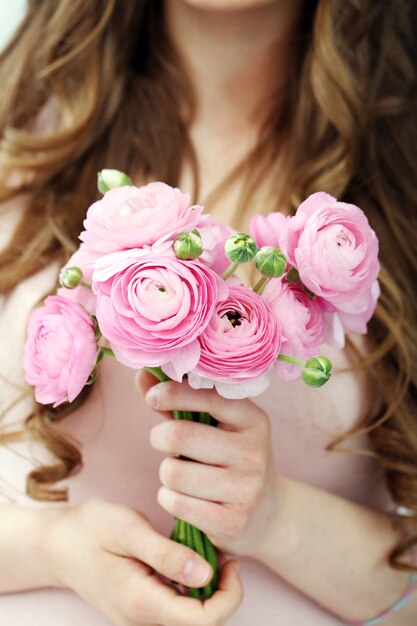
[0,201,392,625]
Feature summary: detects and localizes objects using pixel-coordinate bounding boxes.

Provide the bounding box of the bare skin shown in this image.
[1,1,416,625]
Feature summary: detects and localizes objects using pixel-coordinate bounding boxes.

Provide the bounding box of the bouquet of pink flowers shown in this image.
[23,169,380,598]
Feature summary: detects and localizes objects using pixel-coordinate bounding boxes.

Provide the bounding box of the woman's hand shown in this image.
[40,497,242,626]
[138,371,279,558]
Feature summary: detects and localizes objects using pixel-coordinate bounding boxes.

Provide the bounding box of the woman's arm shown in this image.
[142,375,417,625]
[257,475,416,625]
[0,500,242,626]
[0,503,57,592]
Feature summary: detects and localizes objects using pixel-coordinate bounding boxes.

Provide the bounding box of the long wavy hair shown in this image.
[0,0,416,572]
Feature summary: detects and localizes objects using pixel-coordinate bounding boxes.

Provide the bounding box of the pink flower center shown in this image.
[223,310,243,327]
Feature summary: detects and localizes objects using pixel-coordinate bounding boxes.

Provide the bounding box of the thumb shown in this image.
[121,519,213,588]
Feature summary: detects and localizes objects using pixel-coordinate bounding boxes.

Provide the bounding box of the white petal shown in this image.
[187,371,215,390]
[324,311,345,349]
[215,373,271,399]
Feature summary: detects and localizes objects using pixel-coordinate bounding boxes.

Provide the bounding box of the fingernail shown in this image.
[145,386,160,408]
[182,557,211,586]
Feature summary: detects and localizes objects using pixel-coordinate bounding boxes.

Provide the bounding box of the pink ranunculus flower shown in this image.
[187,285,281,399]
[23,295,97,407]
[249,211,290,258]
[286,192,380,308]
[79,182,203,256]
[93,249,228,381]
[333,279,381,335]
[264,281,328,380]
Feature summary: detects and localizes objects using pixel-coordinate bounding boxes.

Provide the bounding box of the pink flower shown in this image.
[23,295,97,406]
[93,251,228,381]
[249,211,290,258]
[332,279,381,336]
[196,215,234,275]
[188,285,281,399]
[79,182,203,257]
[286,192,380,307]
[264,281,327,380]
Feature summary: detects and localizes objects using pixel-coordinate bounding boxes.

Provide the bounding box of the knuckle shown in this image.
[238,486,260,513]
[159,457,180,488]
[147,538,171,573]
[245,448,268,476]
[248,407,271,439]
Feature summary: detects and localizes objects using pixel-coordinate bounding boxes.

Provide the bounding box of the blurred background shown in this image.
[0,0,27,51]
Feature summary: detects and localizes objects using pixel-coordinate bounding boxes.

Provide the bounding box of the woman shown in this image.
[0,1,416,624]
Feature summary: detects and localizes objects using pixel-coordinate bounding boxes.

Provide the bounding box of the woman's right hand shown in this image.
[40,497,242,626]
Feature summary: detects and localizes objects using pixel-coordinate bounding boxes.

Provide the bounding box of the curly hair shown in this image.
[0,0,416,572]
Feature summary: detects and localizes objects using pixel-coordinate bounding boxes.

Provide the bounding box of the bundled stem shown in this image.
[145,366,219,599]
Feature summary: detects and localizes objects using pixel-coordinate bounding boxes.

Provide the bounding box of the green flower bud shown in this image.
[97,169,132,194]
[60,266,83,289]
[224,233,258,264]
[301,356,332,388]
[173,229,203,260]
[255,246,286,278]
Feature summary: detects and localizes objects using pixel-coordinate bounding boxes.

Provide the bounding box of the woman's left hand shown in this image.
[137,370,279,558]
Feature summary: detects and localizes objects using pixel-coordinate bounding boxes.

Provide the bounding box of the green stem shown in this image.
[178,519,187,544]
[277,353,306,368]
[80,280,93,290]
[253,275,272,295]
[101,347,115,358]
[172,518,180,542]
[202,534,219,599]
[186,522,195,550]
[191,525,206,562]
[221,261,239,281]
[144,366,170,382]
[144,366,219,599]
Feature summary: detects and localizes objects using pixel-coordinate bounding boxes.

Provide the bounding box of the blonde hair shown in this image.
[0,0,416,571]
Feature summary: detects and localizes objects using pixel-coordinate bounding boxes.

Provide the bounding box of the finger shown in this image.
[150,419,245,466]
[135,370,173,420]
[165,560,243,626]
[116,515,213,589]
[138,560,242,626]
[145,380,266,431]
[157,486,236,539]
[202,559,243,621]
[135,368,157,396]
[159,457,241,502]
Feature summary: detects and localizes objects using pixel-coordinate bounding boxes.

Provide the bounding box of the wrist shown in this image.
[33,506,72,589]
[0,503,68,593]
[248,472,299,567]
[250,472,301,566]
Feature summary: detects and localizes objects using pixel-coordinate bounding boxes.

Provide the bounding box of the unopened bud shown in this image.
[301,356,332,388]
[224,233,258,264]
[97,169,132,194]
[174,230,203,260]
[60,266,83,289]
[255,246,286,278]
